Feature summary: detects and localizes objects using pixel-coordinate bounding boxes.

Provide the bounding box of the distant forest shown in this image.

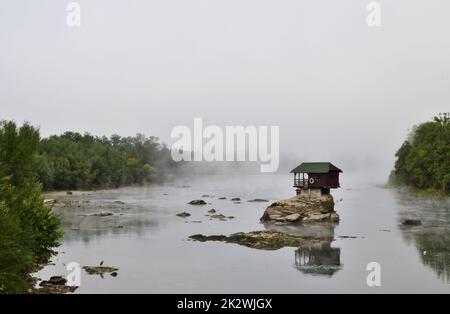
[389,113,450,195]
[25,126,181,191]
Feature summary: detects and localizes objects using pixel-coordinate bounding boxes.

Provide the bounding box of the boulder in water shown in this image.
[260,194,339,223]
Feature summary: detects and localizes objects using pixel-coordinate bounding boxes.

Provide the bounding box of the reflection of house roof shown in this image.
[290,162,342,174]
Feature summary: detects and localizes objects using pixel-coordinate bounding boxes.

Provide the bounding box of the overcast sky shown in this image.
[1,1,449,179]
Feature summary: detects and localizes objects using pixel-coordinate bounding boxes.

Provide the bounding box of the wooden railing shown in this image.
[294,178,308,188]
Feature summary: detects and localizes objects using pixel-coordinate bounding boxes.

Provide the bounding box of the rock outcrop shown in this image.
[189,230,327,250]
[260,194,339,223]
[188,199,207,205]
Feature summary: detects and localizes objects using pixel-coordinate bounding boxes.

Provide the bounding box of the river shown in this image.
[34,174,450,293]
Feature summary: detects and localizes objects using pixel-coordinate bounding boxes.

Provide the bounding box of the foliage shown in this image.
[389,113,450,195]
[35,132,178,190]
[0,121,62,293]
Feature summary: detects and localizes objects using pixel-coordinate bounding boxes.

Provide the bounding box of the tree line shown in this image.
[389,113,450,195]
[34,131,180,190]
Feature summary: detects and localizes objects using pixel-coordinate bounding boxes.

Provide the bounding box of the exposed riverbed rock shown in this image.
[34,276,78,294]
[248,198,269,202]
[189,230,327,250]
[176,211,191,218]
[188,199,207,205]
[91,212,113,217]
[401,219,422,226]
[40,275,67,286]
[82,266,119,276]
[209,214,227,220]
[260,194,339,223]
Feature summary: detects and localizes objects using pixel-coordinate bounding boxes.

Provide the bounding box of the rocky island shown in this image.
[260,193,339,223]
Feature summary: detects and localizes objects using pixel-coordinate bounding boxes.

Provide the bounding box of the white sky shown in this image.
[1,0,449,179]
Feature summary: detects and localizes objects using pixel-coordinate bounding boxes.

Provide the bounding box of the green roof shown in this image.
[290,162,342,174]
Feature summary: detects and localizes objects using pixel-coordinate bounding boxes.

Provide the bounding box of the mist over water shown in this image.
[35,173,450,293]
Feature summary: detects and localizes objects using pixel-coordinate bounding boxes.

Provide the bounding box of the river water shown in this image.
[34,174,450,293]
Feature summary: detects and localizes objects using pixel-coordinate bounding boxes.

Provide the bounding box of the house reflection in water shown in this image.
[294,242,341,276]
[264,220,341,276]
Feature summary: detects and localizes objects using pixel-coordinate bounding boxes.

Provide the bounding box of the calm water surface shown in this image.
[35,174,450,293]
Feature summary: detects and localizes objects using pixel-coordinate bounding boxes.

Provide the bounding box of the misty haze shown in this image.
[0,1,449,295]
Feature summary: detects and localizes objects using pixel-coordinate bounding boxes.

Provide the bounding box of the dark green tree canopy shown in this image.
[390,113,450,194]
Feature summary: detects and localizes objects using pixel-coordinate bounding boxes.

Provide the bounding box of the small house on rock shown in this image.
[291,162,342,197]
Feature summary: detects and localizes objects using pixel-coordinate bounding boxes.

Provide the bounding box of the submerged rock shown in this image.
[218,197,227,200]
[248,198,269,202]
[260,194,339,223]
[208,209,217,213]
[401,219,422,226]
[189,230,326,250]
[92,212,113,217]
[210,214,227,220]
[82,266,119,275]
[176,212,191,218]
[231,197,241,201]
[188,199,207,205]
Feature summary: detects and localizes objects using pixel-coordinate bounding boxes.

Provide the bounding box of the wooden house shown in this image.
[291,162,342,196]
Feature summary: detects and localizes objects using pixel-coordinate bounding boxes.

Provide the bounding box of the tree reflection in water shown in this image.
[409,229,450,282]
[396,191,450,283]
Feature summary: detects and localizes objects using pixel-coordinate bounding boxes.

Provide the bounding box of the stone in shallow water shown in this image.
[188,199,207,205]
[401,219,422,226]
[189,230,327,250]
[210,214,226,219]
[39,276,67,286]
[176,212,191,218]
[34,276,78,294]
[92,212,113,217]
[260,194,339,223]
[248,198,269,202]
[82,266,119,275]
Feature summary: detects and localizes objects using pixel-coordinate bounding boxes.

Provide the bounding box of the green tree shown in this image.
[0,121,62,293]
[390,113,450,194]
